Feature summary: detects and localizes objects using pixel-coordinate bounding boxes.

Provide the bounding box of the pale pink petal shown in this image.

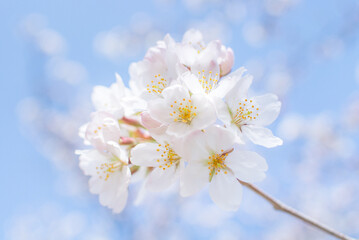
[148,98,173,123]
[131,143,163,167]
[162,84,190,104]
[181,72,205,95]
[182,29,203,44]
[251,94,281,126]
[219,47,234,76]
[140,111,163,129]
[226,150,268,183]
[177,130,209,162]
[167,122,193,137]
[180,162,209,197]
[146,165,179,192]
[203,125,235,154]
[241,125,283,148]
[190,95,217,129]
[209,172,242,211]
[212,67,246,99]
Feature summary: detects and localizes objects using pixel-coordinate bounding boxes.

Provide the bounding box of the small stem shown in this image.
[238,180,356,240]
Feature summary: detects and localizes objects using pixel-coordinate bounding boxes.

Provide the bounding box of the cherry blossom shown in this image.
[129,34,184,101]
[77,141,130,213]
[178,29,234,77]
[180,125,268,210]
[219,72,283,147]
[131,137,184,192]
[92,73,145,117]
[76,29,281,214]
[148,84,216,137]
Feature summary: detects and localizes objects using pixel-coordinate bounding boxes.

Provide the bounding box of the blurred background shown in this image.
[1,0,359,239]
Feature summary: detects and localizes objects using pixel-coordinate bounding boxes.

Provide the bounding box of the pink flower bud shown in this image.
[119,137,136,145]
[140,111,162,129]
[220,47,234,77]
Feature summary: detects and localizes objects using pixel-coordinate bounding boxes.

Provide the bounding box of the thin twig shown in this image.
[238,180,356,240]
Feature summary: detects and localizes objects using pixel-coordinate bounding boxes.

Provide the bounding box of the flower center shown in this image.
[197,70,219,94]
[156,143,181,170]
[188,41,206,54]
[146,74,167,95]
[207,149,231,181]
[232,98,259,127]
[96,158,125,181]
[170,98,197,124]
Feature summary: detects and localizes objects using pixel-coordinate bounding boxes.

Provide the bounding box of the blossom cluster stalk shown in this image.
[239,180,355,240]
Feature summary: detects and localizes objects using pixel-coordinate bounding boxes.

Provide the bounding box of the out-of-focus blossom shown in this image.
[317,36,344,59]
[225,1,247,24]
[266,71,292,97]
[5,204,115,240]
[243,21,267,47]
[21,14,66,55]
[94,13,163,60]
[188,16,232,45]
[46,58,87,85]
[264,0,300,17]
[343,94,359,131]
[355,63,359,85]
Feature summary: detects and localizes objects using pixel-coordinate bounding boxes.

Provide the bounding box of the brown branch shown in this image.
[238,180,356,240]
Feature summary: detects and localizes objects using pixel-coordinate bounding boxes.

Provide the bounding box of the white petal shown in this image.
[209,172,242,211]
[219,47,234,76]
[134,181,147,206]
[251,94,281,126]
[162,84,190,104]
[146,165,178,192]
[212,67,246,99]
[180,162,209,197]
[148,98,173,123]
[225,73,252,109]
[96,167,130,213]
[241,125,283,148]
[190,95,217,129]
[79,149,107,176]
[131,143,163,167]
[182,29,203,44]
[197,41,221,67]
[106,141,128,163]
[91,86,110,111]
[112,189,128,213]
[181,72,205,95]
[114,73,126,97]
[226,150,268,182]
[178,130,210,162]
[215,99,232,124]
[229,124,246,145]
[203,125,235,153]
[140,111,163,129]
[79,123,90,145]
[177,45,197,67]
[167,121,193,136]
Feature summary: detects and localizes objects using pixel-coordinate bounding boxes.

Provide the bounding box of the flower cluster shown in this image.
[76,29,282,213]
